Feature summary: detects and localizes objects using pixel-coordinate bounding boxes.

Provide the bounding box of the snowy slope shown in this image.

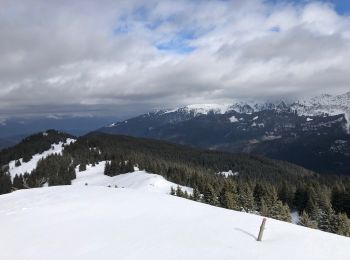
[291,92,350,131]
[0,186,349,260]
[184,103,234,115]
[8,138,76,179]
[160,92,349,119]
[72,162,192,194]
[163,102,255,116]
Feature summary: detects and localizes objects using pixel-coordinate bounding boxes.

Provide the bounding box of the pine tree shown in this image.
[15,160,21,167]
[176,185,184,197]
[104,161,111,176]
[259,198,269,217]
[22,153,32,163]
[13,174,24,189]
[203,184,219,206]
[192,186,201,201]
[183,190,189,199]
[125,161,135,173]
[298,211,318,229]
[238,184,255,212]
[68,166,76,180]
[219,188,239,210]
[278,181,294,207]
[332,213,350,237]
[317,191,335,232]
[109,160,120,176]
[79,163,86,172]
[318,206,335,232]
[0,170,12,195]
[269,201,291,222]
[305,196,319,222]
[253,183,266,207]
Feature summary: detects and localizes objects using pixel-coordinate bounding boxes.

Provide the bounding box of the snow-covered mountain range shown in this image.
[291,92,350,132]
[100,92,350,175]
[156,92,350,130]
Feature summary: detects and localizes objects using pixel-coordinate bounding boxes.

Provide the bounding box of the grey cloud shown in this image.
[0,0,349,118]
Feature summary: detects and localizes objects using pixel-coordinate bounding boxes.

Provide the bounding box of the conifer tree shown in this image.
[298,211,318,229]
[192,186,201,201]
[318,206,335,232]
[305,196,319,222]
[269,201,291,222]
[68,166,76,180]
[220,187,239,210]
[184,190,189,199]
[13,174,24,189]
[104,161,111,176]
[122,161,134,173]
[176,185,184,197]
[203,184,219,206]
[22,153,32,163]
[109,160,119,176]
[259,198,269,217]
[0,170,12,194]
[278,181,294,207]
[332,213,350,237]
[15,160,21,167]
[238,184,255,212]
[79,163,86,172]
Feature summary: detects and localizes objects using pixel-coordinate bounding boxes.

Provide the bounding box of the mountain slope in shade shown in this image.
[291,92,350,132]
[99,92,350,175]
[0,186,349,260]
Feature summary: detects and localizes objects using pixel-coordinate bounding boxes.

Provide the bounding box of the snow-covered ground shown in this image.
[0,186,349,260]
[217,170,239,177]
[184,103,233,115]
[291,211,300,224]
[8,138,76,179]
[229,115,238,123]
[73,162,192,194]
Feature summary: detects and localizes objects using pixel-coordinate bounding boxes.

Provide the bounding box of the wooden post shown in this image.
[257,218,266,242]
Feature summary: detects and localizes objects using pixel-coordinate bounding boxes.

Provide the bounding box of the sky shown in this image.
[0,0,349,118]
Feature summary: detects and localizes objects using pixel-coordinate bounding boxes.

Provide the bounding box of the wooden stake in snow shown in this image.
[257,218,266,242]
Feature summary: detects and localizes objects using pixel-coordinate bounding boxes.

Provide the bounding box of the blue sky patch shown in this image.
[269,26,281,32]
[266,0,350,15]
[155,29,200,54]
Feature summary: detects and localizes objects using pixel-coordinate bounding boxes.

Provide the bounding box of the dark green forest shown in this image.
[0,130,73,166]
[0,131,349,236]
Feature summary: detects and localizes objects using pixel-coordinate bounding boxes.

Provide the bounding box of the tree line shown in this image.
[0,132,349,236]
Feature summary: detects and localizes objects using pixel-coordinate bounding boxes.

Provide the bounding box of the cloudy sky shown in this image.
[1,0,349,118]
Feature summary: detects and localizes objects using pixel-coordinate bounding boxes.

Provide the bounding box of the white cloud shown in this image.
[0,0,349,117]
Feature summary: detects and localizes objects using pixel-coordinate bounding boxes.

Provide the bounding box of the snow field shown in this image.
[73,161,192,194]
[0,186,349,260]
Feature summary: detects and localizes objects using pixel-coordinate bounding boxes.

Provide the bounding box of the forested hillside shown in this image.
[0,131,349,236]
[99,100,350,175]
[0,130,73,166]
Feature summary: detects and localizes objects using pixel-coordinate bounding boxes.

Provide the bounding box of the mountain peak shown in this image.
[184,103,233,115]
